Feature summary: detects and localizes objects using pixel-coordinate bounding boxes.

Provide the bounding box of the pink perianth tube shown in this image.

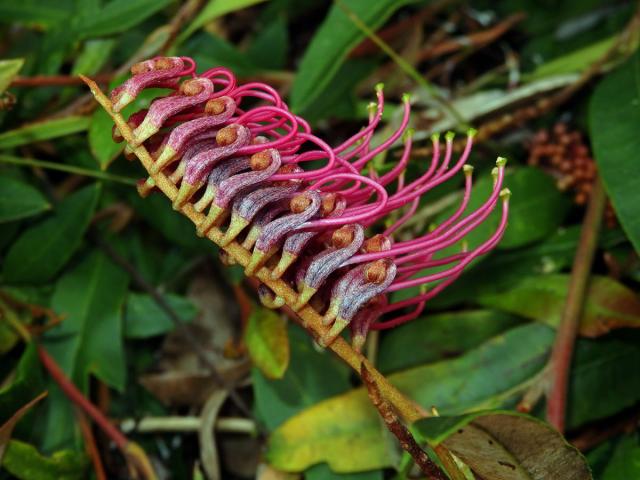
[341,160,503,266]
[334,86,385,154]
[387,194,510,292]
[299,173,389,228]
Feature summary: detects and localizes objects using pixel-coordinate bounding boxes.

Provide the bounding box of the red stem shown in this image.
[36,344,129,449]
[546,178,606,432]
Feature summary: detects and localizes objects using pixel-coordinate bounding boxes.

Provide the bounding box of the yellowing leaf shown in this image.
[478,274,640,337]
[0,59,24,95]
[245,306,289,380]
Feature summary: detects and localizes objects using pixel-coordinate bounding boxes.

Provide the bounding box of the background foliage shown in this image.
[0,0,639,478]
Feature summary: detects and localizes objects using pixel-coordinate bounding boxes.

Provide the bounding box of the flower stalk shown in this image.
[82,56,509,424]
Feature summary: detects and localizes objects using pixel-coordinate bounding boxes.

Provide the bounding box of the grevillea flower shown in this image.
[108,56,511,351]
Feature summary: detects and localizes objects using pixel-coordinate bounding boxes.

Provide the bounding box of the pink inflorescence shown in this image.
[111,56,511,350]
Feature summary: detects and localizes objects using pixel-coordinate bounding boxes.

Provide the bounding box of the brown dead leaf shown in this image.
[139,275,250,406]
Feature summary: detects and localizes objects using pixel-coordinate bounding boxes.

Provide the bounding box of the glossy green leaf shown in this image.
[0,1,73,27]
[267,324,554,472]
[0,344,44,426]
[478,274,640,337]
[128,191,210,250]
[377,310,522,373]
[45,249,129,391]
[1,440,87,480]
[0,392,47,463]
[596,435,640,479]
[178,0,268,44]
[75,0,174,38]
[71,39,116,76]
[246,15,288,70]
[590,51,640,253]
[124,292,197,338]
[290,0,417,113]
[415,411,591,480]
[267,325,640,473]
[530,36,614,79]
[2,184,100,284]
[0,116,90,150]
[253,324,351,431]
[0,59,24,95]
[0,176,50,223]
[245,306,289,380]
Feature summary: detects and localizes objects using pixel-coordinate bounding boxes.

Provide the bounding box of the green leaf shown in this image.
[266,325,640,472]
[377,310,522,373]
[75,0,174,38]
[253,324,351,431]
[244,306,290,380]
[124,292,197,338]
[0,116,90,150]
[128,191,210,250]
[45,249,129,391]
[596,435,640,479]
[477,274,640,337]
[0,59,24,95]
[1,440,87,480]
[2,184,100,284]
[590,51,640,253]
[414,411,591,480]
[267,324,554,472]
[0,1,73,27]
[71,39,116,76]
[0,176,50,223]
[246,15,288,70]
[0,344,44,426]
[0,392,47,463]
[530,36,615,80]
[290,0,417,113]
[178,0,268,45]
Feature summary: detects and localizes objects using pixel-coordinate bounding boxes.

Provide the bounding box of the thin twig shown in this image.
[416,13,525,62]
[11,74,113,88]
[120,416,256,435]
[361,363,447,480]
[0,154,137,185]
[90,233,256,422]
[547,177,607,432]
[334,0,468,128]
[76,410,108,480]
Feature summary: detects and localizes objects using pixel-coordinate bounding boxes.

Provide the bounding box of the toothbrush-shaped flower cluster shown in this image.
[109,56,510,350]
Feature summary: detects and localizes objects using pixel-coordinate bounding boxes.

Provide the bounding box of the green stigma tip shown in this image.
[401,92,411,103]
[375,82,384,92]
[430,132,441,142]
[500,188,512,200]
[463,164,474,174]
[402,128,415,142]
[445,131,455,142]
[467,127,478,137]
[496,156,507,167]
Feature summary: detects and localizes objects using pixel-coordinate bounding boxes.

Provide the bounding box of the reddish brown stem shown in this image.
[547,177,606,432]
[361,364,447,480]
[11,74,113,87]
[36,344,129,449]
[76,409,108,480]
